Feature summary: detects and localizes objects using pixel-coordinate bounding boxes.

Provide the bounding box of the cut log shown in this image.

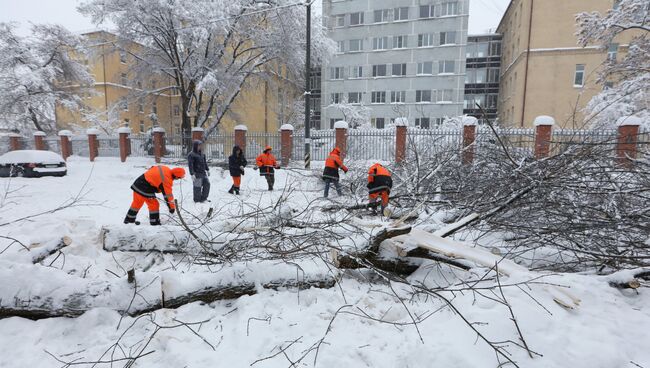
[101,225,192,253]
[30,236,72,264]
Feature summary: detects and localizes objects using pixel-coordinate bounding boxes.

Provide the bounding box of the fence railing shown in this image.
[1,123,647,166]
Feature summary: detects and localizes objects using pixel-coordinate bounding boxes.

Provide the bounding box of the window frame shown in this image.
[574,64,585,87]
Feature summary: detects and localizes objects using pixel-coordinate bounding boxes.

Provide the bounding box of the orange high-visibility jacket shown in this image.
[323,148,348,180]
[256,152,278,176]
[143,165,177,209]
[367,163,392,194]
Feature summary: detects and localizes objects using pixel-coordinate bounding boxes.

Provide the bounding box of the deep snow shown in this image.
[0,156,649,368]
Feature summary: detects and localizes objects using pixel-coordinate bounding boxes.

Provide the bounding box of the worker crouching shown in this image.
[124,165,185,225]
[367,163,392,215]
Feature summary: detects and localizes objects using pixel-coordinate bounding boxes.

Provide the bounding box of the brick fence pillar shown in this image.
[395,118,408,164]
[334,121,348,159]
[9,133,21,151]
[616,117,642,167]
[118,127,131,163]
[58,130,73,161]
[280,124,294,167]
[191,127,205,142]
[462,117,478,165]
[87,128,99,162]
[534,116,555,159]
[33,131,46,150]
[234,124,247,154]
[153,127,165,164]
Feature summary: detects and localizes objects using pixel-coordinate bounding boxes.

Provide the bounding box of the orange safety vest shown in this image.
[143,165,176,209]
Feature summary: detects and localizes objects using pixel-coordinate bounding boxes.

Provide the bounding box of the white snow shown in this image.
[0,157,649,368]
[58,130,73,136]
[0,150,64,164]
[234,124,248,131]
[280,124,294,131]
[533,115,556,126]
[117,127,132,134]
[462,116,478,126]
[86,128,101,135]
[191,127,204,132]
[333,120,348,129]
[616,116,644,127]
[152,126,165,133]
[394,117,408,127]
[32,131,46,136]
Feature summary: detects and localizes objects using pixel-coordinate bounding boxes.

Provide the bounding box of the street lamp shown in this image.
[303,0,312,169]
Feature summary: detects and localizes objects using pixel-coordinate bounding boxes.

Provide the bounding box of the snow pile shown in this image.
[0,149,64,164]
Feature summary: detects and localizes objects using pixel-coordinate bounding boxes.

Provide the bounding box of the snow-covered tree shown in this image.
[79,0,334,139]
[327,101,371,129]
[0,23,94,134]
[576,0,650,128]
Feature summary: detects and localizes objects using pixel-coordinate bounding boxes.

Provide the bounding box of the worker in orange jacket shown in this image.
[322,147,348,197]
[256,146,280,191]
[367,163,392,214]
[124,165,186,225]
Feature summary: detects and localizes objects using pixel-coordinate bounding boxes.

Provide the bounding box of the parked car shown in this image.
[0,150,67,177]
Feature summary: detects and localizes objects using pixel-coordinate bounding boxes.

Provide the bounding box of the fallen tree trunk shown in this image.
[0,260,337,320]
[31,236,72,264]
[101,225,192,253]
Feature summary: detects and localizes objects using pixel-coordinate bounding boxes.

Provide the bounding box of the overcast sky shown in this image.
[0,0,510,36]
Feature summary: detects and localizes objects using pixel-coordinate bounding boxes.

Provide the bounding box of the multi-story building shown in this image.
[321,0,469,129]
[464,34,502,123]
[56,31,298,134]
[497,0,635,128]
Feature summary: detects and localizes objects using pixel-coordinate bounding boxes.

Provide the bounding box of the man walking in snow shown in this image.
[124,165,186,225]
[367,163,392,215]
[187,140,210,202]
[255,146,279,191]
[322,147,348,198]
[228,145,247,195]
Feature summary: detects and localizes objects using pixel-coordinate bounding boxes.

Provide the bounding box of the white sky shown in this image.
[0,0,511,36]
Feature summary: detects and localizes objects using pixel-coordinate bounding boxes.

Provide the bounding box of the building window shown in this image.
[440,2,459,16]
[487,94,498,108]
[372,37,389,50]
[124,118,130,127]
[418,33,434,47]
[334,14,345,27]
[438,60,455,74]
[371,118,386,129]
[121,98,128,111]
[416,90,432,103]
[419,5,434,18]
[417,61,434,75]
[336,41,345,53]
[372,64,388,77]
[415,117,430,129]
[350,66,363,79]
[394,7,409,21]
[152,101,157,114]
[173,105,180,116]
[439,31,457,45]
[350,12,364,26]
[436,89,454,103]
[330,67,344,80]
[374,9,391,23]
[349,39,363,52]
[371,91,386,104]
[330,92,343,104]
[604,81,614,90]
[138,99,144,113]
[348,92,362,104]
[391,63,407,76]
[574,64,585,87]
[475,68,487,83]
[119,51,127,64]
[175,124,181,135]
[120,73,128,86]
[139,120,145,133]
[330,119,337,129]
[489,41,502,56]
[607,43,618,61]
[487,68,500,83]
[393,35,407,49]
[390,91,406,103]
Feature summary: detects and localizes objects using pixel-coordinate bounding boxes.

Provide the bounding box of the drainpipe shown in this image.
[520,0,534,127]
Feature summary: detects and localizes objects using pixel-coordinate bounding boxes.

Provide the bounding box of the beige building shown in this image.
[56,31,297,134]
[497,0,634,128]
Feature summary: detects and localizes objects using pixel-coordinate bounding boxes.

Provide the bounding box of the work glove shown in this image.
[170,208,176,215]
[240,166,245,171]
[254,166,258,171]
[191,174,196,181]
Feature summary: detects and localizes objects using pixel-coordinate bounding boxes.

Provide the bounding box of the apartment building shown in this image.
[56,31,297,134]
[497,0,635,128]
[321,0,469,129]
[464,34,502,123]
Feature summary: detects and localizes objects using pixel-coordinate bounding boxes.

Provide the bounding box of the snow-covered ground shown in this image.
[1,157,649,368]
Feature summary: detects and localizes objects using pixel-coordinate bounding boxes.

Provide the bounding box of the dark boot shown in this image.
[234,187,240,195]
[124,207,138,224]
[228,185,234,194]
[150,211,161,226]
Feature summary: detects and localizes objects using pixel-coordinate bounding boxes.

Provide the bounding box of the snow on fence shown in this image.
[2,124,648,165]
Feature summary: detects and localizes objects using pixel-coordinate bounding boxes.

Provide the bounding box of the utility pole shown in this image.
[303,1,312,169]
